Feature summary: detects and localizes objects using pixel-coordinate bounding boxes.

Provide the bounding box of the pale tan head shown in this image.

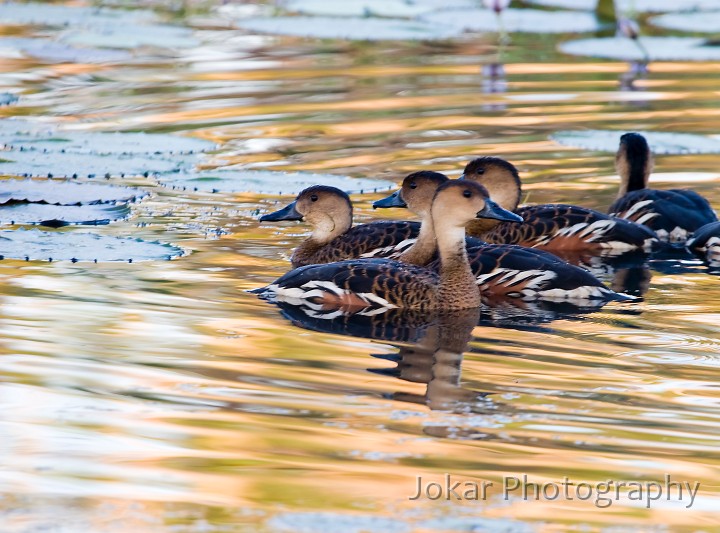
[431,180,522,234]
[460,157,522,235]
[616,132,653,196]
[373,171,449,217]
[461,156,522,211]
[260,185,352,242]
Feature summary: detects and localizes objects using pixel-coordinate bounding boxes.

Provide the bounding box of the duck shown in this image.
[253,180,523,312]
[686,221,720,266]
[460,156,658,253]
[374,171,629,304]
[258,185,420,267]
[608,132,718,243]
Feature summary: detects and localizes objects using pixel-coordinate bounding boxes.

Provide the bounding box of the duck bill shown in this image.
[476,199,523,223]
[372,190,407,209]
[259,201,302,222]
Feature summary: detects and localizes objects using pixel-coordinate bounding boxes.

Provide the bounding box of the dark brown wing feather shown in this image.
[260,258,439,311]
[476,204,657,252]
[293,221,420,267]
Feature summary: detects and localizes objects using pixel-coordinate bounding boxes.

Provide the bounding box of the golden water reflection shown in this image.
[2,3,720,531]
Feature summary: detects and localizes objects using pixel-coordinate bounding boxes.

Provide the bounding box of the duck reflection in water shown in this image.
[272,296,617,416]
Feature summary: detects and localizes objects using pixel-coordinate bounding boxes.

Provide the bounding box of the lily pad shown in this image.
[551,130,720,155]
[524,0,720,12]
[0,229,182,262]
[0,2,155,28]
[2,130,216,155]
[284,0,473,18]
[0,203,130,226]
[60,24,200,50]
[0,38,131,63]
[234,16,457,41]
[559,37,720,62]
[0,93,18,106]
[158,169,395,195]
[422,8,599,33]
[0,148,187,177]
[651,11,720,33]
[0,179,146,205]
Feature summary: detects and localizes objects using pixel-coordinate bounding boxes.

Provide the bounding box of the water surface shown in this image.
[1,2,720,531]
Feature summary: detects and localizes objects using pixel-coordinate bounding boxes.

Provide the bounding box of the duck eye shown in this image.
[463,190,472,198]
[409,182,417,189]
[476,168,485,175]
[310,194,318,202]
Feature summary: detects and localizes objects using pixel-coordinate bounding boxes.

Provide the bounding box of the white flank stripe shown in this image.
[635,212,659,225]
[624,199,654,218]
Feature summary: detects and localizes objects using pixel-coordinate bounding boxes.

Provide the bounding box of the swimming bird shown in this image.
[253,181,522,312]
[259,185,419,267]
[374,171,628,304]
[608,132,718,243]
[686,221,720,266]
[460,156,658,253]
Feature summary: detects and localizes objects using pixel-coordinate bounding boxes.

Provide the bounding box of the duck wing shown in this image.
[464,243,622,303]
[483,204,656,252]
[610,189,717,242]
[256,258,438,314]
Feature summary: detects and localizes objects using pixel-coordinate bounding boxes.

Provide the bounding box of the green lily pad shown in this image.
[0,203,130,226]
[0,2,155,28]
[0,229,182,262]
[159,169,394,195]
[0,148,188,177]
[284,0,473,18]
[551,130,720,155]
[2,129,216,155]
[651,11,720,33]
[559,37,720,62]
[0,38,132,63]
[60,24,199,50]
[0,179,146,205]
[234,16,457,41]
[423,8,599,33]
[525,0,720,12]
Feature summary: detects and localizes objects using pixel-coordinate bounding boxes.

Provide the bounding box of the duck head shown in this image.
[431,180,522,234]
[616,132,653,195]
[374,171,449,217]
[260,185,353,242]
[460,156,522,235]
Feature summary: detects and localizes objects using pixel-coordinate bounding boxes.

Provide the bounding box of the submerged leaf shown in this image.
[0,229,182,262]
[0,179,146,205]
[0,93,18,106]
[0,203,130,226]
[551,130,720,155]
[234,16,457,41]
[559,37,720,61]
[423,8,599,33]
[158,169,395,195]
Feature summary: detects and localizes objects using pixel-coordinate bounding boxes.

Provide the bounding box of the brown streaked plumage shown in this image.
[609,132,718,243]
[259,185,420,267]
[376,168,629,304]
[373,170,484,266]
[461,156,658,253]
[253,181,523,312]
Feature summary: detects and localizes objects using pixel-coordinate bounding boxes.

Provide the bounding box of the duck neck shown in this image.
[433,215,481,308]
[618,146,652,196]
[292,212,351,266]
[466,217,500,238]
[399,212,437,266]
